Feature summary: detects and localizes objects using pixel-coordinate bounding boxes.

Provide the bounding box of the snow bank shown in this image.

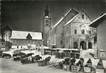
[80,49,97,58]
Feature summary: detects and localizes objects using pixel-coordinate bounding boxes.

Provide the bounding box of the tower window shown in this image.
[82,14,84,19]
[89,31,91,34]
[81,29,85,34]
[46,20,49,24]
[46,24,49,26]
[74,29,77,34]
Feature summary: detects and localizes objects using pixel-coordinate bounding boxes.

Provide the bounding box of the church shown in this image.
[44,8,96,50]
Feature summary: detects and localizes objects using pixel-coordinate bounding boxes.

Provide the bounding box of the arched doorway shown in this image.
[80,41,86,50]
[88,42,92,49]
[73,42,78,49]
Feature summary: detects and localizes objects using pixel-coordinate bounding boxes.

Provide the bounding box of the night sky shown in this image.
[1,0,106,32]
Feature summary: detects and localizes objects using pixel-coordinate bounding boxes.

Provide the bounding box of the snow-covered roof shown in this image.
[90,13,106,28]
[11,30,42,40]
[21,50,35,54]
[64,14,79,26]
[52,8,78,29]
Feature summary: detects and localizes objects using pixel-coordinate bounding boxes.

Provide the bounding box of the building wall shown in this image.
[48,9,79,48]
[55,22,64,48]
[97,19,106,58]
[48,29,56,47]
[11,39,42,48]
[64,12,93,49]
[49,10,95,49]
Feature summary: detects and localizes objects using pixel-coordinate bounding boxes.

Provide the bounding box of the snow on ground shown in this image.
[79,49,106,68]
[0,58,71,73]
[80,49,96,58]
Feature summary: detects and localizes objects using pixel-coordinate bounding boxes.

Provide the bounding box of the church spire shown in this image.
[44,5,49,17]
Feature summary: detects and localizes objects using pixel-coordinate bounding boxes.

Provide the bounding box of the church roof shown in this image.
[11,30,42,40]
[52,8,78,29]
[90,13,106,28]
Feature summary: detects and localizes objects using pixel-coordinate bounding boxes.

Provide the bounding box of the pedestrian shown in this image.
[76,58,84,72]
[70,57,76,71]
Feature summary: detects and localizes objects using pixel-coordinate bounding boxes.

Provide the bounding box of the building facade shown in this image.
[90,13,106,59]
[49,9,78,48]
[64,12,95,49]
[10,30,42,49]
[48,9,95,50]
[1,25,42,50]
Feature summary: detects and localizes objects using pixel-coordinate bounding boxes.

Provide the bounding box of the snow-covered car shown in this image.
[20,50,42,64]
[19,50,35,62]
[2,48,20,59]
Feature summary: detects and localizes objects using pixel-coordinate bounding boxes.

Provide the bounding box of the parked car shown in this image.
[13,52,26,61]
[2,48,19,59]
[32,55,42,63]
[20,53,34,64]
[2,51,13,59]
[38,56,51,66]
[20,50,36,64]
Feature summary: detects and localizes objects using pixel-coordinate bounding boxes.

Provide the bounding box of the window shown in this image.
[81,29,85,34]
[46,24,49,26]
[89,31,91,34]
[88,42,92,49]
[74,29,77,34]
[46,20,49,25]
[82,14,84,19]
[94,36,97,44]
[74,42,78,49]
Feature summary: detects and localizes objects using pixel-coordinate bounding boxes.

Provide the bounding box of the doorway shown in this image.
[80,41,86,50]
[88,42,92,49]
[73,42,78,49]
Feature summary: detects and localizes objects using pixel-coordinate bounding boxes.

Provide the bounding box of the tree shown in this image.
[5,41,12,50]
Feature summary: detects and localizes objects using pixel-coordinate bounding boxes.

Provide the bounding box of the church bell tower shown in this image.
[42,5,51,46]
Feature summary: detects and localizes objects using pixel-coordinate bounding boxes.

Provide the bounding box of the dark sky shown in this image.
[1,0,106,32]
